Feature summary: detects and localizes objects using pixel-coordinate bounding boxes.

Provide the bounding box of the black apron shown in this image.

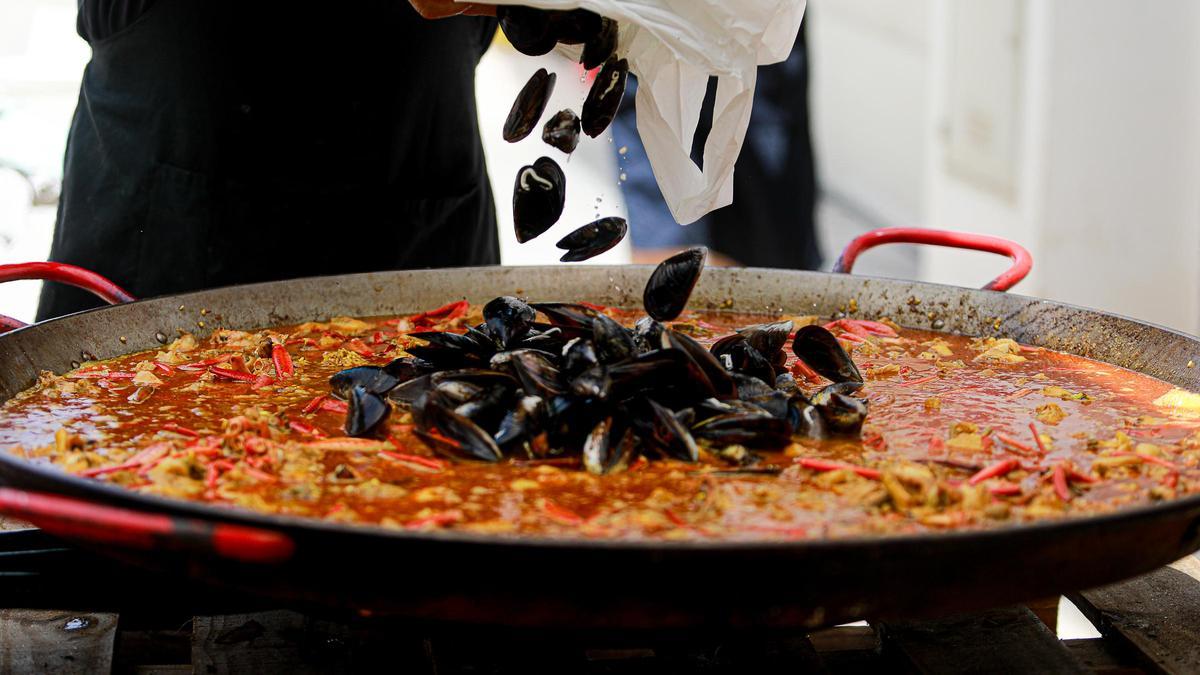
[39,0,498,320]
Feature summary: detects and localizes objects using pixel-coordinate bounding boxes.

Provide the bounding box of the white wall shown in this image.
[811,0,1200,334]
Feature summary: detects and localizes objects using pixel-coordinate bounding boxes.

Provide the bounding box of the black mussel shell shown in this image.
[556,217,628,262]
[582,57,629,138]
[504,68,556,143]
[497,6,557,56]
[513,157,566,244]
[643,246,706,322]
[583,416,634,475]
[581,17,618,70]
[532,302,599,330]
[636,399,699,462]
[542,108,581,154]
[692,412,792,448]
[509,349,566,398]
[814,392,868,437]
[345,385,390,437]
[417,397,504,462]
[382,357,431,385]
[666,330,737,400]
[562,337,599,379]
[739,320,794,357]
[591,313,636,363]
[633,316,666,353]
[788,397,827,439]
[792,325,864,384]
[494,394,545,447]
[388,374,433,407]
[484,296,536,348]
[731,373,775,401]
[551,9,603,44]
[330,366,400,400]
[406,331,492,369]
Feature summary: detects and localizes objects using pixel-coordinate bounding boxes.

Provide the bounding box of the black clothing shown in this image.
[40,0,498,320]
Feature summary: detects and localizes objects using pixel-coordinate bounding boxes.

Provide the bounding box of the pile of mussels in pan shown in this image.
[329,248,869,474]
[498,7,630,262]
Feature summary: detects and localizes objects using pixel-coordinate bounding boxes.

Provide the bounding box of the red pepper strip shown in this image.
[271,344,294,379]
[1006,388,1036,400]
[250,375,275,390]
[846,319,898,337]
[1066,467,1098,484]
[1029,423,1049,454]
[79,459,144,477]
[210,459,236,471]
[995,432,1035,454]
[67,371,136,380]
[391,424,415,434]
[177,356,231,371]
[408,300,469,324]
[381,450,447,471]
[628,456,650,472]
[1165,473,1180,489]
[795,458,882,480]
[899,373,938,387]
[243,467,278,483]
[320,398,349,414]
[343,338,375,358]
[968,459,1020,485]
[790,359,822,383]
[663,508,689,528]
[302,395,326,414]
[285,337,320,348]
[988,482,1023,496]
[160,423,199,438]
[839,321,874,339]
[153,362,175,376]
[578,301,609,312]
[209,366,259,383]
[423,428,461,449]
[1137,453,1181,471]
[838,331,866,343]
[204,464,221,489]
[288,420,326,437]
[1052,464,1072,502]
[540,499,584,525]
[405,510,464,529]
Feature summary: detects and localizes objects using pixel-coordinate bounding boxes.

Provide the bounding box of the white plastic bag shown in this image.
[486,0,807,224]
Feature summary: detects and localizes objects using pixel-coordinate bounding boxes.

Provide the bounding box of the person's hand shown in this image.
[408,0,496,19]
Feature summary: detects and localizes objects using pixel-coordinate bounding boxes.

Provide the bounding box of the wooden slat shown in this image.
[191,610,353,674]
[878,606,1086,674]
[0,609,118,674]
[1070,555,1200,675]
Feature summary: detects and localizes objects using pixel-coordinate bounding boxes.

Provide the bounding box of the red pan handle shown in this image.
[0,262,137,332]
[0,488,294,564]
[833,227,1033,292]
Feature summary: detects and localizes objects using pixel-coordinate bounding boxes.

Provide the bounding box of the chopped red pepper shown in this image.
[271,344,294,379]
[968,459,1020,485]
[795,458,881,480]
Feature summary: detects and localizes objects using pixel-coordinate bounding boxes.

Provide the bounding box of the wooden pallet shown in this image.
[3,556,1197,674]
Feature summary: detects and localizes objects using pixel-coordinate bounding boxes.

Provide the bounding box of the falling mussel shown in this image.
[582,57,628,138]
[513,156,566,243]
[542,109,582,154]
[643,246,707,322]
[504,68,556,143]
[556,217,628,262]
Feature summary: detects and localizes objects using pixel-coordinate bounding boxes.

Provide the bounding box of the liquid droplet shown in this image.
[618,146,628,155]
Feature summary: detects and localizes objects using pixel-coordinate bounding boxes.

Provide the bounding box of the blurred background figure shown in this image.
[611,27,820,269]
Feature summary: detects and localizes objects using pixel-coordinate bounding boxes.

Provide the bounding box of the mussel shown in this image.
[583,416,633,475]
[513,157,566,243]
[504,68,556,143]
[497,6,557,56]
[643,247,707,322]
[345,385,390,437]
[556,217,628,262]
[580,17,618,69]
[542,109,582,154]
[484,296,536,348]
[417,396,504,462]
[581,57,628,138]
[791,325,863,385]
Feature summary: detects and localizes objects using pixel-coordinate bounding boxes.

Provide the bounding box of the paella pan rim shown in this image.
[0,263,1198,558]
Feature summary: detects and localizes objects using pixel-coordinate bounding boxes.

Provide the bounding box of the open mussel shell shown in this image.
[556,217,628,262]
[329,365,401,400]
[484,296,536,348]
[513,157,566,244]
[692,412,792,448]
[792,325,864,384]
[542,109,581,154]
[814,391,868,437]
[582,57,629,138]
[417,396,504,462]
[583,416,634,475]
[635,399,699,462]
[581,17,618,70]
[509,349,566,398]
[504,68,556,143]
[739,320,794,358]
[591,313,636,363]
[345,385,390,437]
[665,330,737,400]
[497,6,557,56]
[561,337,599,379]
[643,246,707,322]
